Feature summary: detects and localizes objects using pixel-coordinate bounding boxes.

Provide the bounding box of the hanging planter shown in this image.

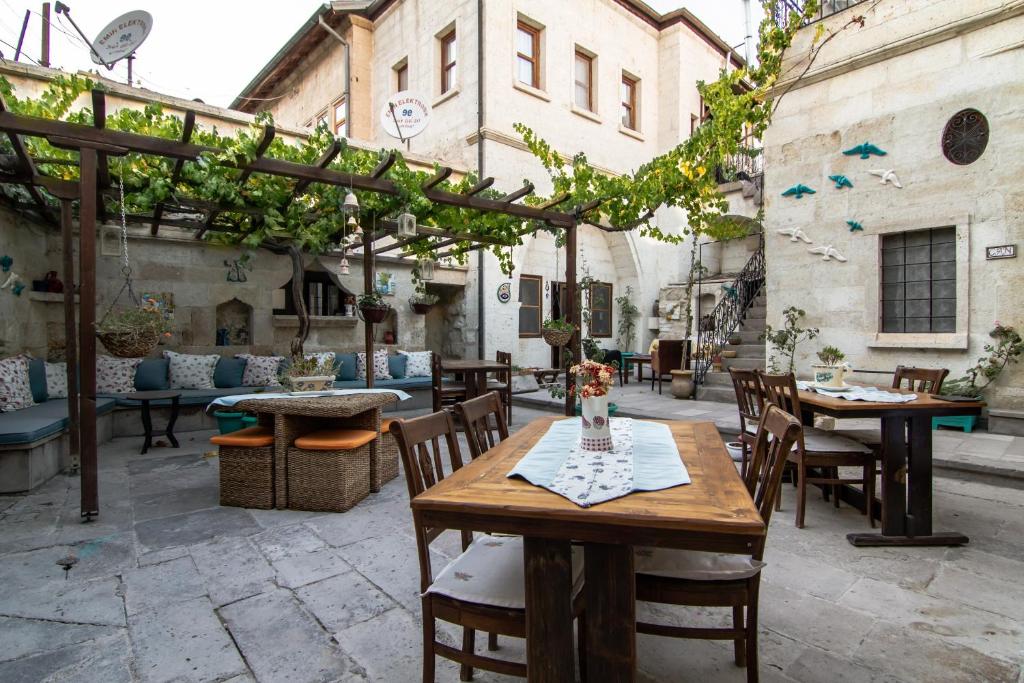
[409,292,439,314]
[96,307,168,358]
[541,319,576,347]
[357,292,391,323]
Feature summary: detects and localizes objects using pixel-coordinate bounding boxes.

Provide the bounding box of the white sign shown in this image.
[91,10,153,65]
[380,91,431,140]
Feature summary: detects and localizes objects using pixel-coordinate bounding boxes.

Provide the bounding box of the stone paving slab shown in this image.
[0,632,134,683]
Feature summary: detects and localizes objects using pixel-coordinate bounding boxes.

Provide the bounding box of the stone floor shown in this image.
[1,404,1023,682]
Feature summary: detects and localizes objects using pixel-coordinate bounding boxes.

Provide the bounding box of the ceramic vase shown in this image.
[580,394,612,451]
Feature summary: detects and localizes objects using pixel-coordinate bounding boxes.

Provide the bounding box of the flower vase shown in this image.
[580,394,612,451]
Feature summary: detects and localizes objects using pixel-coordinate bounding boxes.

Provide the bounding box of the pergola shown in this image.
[0,89,607,518]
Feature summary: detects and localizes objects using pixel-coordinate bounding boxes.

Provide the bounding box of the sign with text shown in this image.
[380,91,431,140]
[91,10,153,65]
[986,244,1016,260]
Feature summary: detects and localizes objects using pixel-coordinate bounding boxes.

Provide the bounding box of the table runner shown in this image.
[797,382,917,404]
[208,388,411,410]
[508,417,690,507]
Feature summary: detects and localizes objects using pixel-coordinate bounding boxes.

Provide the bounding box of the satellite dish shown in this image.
[380,91,431,141]
[90,10,152,65]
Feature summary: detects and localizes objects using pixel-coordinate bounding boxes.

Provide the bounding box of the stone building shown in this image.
[233,0,761,368]
[762,0,1023,428]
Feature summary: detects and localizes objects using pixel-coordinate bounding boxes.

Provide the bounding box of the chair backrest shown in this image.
[603,349,622,371]
[455,391,509,459]
[728,367,763,430]
[892,366,948,394]
[746,404,802,557]
[495,350,512,382]
[754,370,804,452]
[653,340,684,373]
[391,410,473,591]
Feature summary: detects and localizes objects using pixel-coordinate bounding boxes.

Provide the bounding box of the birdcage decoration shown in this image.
[397,211,417,238]
[418,257,436,281]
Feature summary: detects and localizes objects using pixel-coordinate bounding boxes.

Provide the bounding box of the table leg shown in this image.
[140,400,152,455]
[847,415,968,547]
[636,361,642,383]
[584,543,636,682]
[523,537,575,682]
[166,396,180,448]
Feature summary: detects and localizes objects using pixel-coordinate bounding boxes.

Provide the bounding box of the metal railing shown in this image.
[693,238,766,384]
[773,0,869,27]
[716,138,764,184]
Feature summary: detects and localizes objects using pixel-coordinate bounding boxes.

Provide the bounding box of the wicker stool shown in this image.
[287,429,376,512]
[373,419,401,492]
[211,426,275,509]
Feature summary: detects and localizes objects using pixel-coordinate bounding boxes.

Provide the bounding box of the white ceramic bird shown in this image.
[869,169,902,188]
[808,245,847,262]
[0,272,20,289]
[776,226,813,243]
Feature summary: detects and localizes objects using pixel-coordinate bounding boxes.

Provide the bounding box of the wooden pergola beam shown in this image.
[289,139,344,200]
[0,95,55,225]
[422,166,452,190]
[151,110,196,235]
[196,125,276,239]
[466,177,494,195]
[371,151,396,179]
[538,192,571,209]
[500,182,534,204]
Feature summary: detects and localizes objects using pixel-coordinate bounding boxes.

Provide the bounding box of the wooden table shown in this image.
[629,353,651,383]
[797,387,984,547]
[441,359,509,400]
[412,416,763,682]
[123,390,181,454]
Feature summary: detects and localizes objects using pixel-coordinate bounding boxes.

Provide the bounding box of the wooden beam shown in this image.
[422,167,452,190]
[371,150,396,179]
[60,198,79,475]
[374,234,423,255]
[289,139,344,199]
[362,230,375,389]
[564,219,579,417]
[576,198,604,216]
[79,146,98,518]
[538,192,571,209]
[466,177,494,195]
[151,110,196,235]
[0,95,55,225]
[500,183,534,204]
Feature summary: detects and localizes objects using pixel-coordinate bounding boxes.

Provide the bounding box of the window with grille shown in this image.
[880,227,956,333]
[589,282,613,337]
[519,275,543,337]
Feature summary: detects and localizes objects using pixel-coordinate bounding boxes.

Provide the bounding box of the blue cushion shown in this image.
[214,357,247,388]
[335,352,358,382]
[135,358,170,391]
[388,353,407,380]
[27,357,48,403]
[0,398,115,445]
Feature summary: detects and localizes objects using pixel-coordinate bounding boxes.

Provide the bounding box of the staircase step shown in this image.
[722,357,766,370]
[737,330,764,343]
[696,385,738,403]
[744,305,766,320]
[732,344,765,358]
[702,371,734,387]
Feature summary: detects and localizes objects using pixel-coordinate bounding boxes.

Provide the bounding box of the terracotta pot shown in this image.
[411,302,433,314]
[669,369,694,399]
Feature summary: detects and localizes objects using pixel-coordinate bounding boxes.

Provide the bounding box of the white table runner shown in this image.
[797,382,917,404]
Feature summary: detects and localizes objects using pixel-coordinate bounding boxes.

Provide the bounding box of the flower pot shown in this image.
[289,375,335,392]
[725,441,744,462]
[359,305,390,324]
[410,302,433,314]
[811,363,849,387]
[669,369,694,399]
[720,350,738,358]
[542,328,574,347]
[728,335,742,345]
[579,394,612,451]
[213,411,247,434]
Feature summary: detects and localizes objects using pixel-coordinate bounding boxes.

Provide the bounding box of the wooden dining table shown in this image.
[440,358,509,400]
[796,386,984,547]
[411,416,764,682]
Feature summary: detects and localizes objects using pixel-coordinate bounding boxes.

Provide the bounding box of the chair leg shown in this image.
[864,462,875,529]
[796,462,807,529]
[487,632,498,651]
[460,627,475,681]
[733,605,746,667]
[422,599,436,683]
[577,617,587,683]
[746,583,760,683]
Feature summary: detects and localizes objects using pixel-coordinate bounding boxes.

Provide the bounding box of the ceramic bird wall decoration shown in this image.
[776,226,813,243]
[781,184,816,199]
[11,281,24,296]
[0,255,11,272]
[842,142,887,159]
[847,220,864,232]
[809,245,847,262]
[0,271,23,291]
[828,174,853,189]
[722,284,738,300]
[869,169,903,188]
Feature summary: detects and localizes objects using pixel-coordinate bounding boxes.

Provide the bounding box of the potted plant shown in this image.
[409,291,439,314]
[711,353,723,372]
[942,322,1023,398]
[95,301,172,358]
[357,291,391,323]
[763,306,819,374]
[727,332,742,345]
[282,355,336,392]
[811,345,849,387]
[344,295,356,317]
[542,318,576,347]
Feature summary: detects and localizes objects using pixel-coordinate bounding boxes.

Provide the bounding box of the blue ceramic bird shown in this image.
[828,174,853,189]
[11,281,24,296]
[847,220,863,232]
[781,184,816,199]
[842,142,887,159]
[0,255,11,272]
[722,284,738,300]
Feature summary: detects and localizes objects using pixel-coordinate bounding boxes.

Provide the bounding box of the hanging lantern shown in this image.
[339,256,350,275]
[342,190,359,214]
[419,257,436,281]
[397,211,417,238]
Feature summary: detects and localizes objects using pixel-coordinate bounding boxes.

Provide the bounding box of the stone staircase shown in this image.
[695,291,767,403]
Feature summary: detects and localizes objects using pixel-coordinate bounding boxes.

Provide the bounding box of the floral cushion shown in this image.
[97,356,143,394]
[0,355,35,412]
[398,350,432,378]
[356,349,392,380]
[237,354,283,387]
[163,351,219,390]
[45,362,68,399]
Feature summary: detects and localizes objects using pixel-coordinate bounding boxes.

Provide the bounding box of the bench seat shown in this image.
[0,398,116,446]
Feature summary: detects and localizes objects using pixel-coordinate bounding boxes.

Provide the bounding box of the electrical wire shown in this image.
[0,35,39,64]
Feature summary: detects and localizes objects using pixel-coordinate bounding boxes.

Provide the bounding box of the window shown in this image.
[574,50,593,111]
[588,282,612,337]
[516,21,541,88]
[518,275,543,337]
[395,60,408,92]
[275,272,354,318]
[332,98,347,136]
[880,227,956,333]
[620,75,637,130]
[314,111,328,130]
[690,113,699,135]
[440,29,457,94]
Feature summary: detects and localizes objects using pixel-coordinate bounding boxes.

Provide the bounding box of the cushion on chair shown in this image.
[45,362,68,399]
[27,357,48,403]
[398,350,432,378]
[134,358,170,391]
[214,357,248,388]
[801,427,872,454]
[427,535,584,610]
[388,353,408,380]
[635,547,765,581]
[293,428,377,450]
[836,428,881,447]
[210,426,274,447]
[335,352,358,381]
[381,419,398,434]
[97,356,143,394]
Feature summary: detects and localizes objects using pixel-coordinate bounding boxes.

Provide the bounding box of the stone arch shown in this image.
[215,297,253,346]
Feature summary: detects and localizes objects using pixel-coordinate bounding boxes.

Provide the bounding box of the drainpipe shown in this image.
[742,0,754,66]
[319,15,352,139]
[476,0,486,359]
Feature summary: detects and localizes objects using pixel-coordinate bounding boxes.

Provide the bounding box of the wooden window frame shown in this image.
[589,281,613,338]
[574,49,593,111]
[516,21,541,89]
[518,274,543,338]
[440,29,457,94]
[332,97,347,136]
[621,74,637,131]
[395,60,409,92]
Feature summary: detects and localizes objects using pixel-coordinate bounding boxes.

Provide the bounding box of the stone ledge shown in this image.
[272,315,358,328]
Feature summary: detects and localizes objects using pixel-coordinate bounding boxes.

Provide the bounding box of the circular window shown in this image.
[942,109,989,165]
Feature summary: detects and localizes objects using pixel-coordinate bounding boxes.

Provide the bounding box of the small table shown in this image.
[630,353,651,383]
[124,391,181,455]
[441,359,510,400]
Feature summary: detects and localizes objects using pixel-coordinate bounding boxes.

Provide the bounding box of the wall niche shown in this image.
[216,298,253,346]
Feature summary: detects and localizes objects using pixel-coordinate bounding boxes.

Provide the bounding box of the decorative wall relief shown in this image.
[842,142,887,159]
[828,174,853,189]
[868,169,902,188]
[776,227,813,243]
[847,220,864,232]
[808,245,847,262]
[375,271,396,296]
[224,252,253,282]
[781,184,816,199]
[496,282,512,303]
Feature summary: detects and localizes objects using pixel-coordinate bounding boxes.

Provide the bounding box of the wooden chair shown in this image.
[728,367,763,479]
[755,371,875,528]
[486,351,513,423]
[392,410,585,681]
[603,350,626,386]
[634,404,802,683]
[431,352,466,413]
[454,391,509,460]
[844,366,950,448]
[650,340,689,394]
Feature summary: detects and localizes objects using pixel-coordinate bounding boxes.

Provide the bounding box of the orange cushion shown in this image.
[210,426,274,447]
[293,429,377,451]
[381,419,398,434]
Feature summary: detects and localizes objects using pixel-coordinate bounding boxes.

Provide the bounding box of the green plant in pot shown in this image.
[811,345,849,388]
[763,306,819,374]
[542,318,576,347]
[282,355,337,392]
[357,291,391,324]
[942,322,1023,398]
[409,288,439,314]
